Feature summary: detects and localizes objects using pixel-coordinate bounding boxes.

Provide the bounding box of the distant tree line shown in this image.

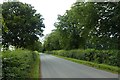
[43,2,120,51]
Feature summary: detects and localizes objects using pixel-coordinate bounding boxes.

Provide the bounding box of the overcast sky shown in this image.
[19,0,76,36]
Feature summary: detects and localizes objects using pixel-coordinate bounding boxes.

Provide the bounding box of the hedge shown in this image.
[1,49,39,79]
[46,49,120,67]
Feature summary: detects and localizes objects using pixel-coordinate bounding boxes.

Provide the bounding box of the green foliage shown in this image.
[54,55,119,73]
[28,51,40,79]
[43,30,61,51]
[46,49,120,67]
[0,4,2,36]
[2,2,45,49]
[2,49,39,79]
[44,2,120,50]
[87,2,120,50]
[27,41,43,52]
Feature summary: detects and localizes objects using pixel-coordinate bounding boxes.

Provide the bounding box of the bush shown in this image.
[46,49,120,67]
[2,49,38,79]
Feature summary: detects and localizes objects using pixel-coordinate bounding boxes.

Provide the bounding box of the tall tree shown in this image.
[2,2,45,49]
[87,2,120,49]
[53,2,120,50]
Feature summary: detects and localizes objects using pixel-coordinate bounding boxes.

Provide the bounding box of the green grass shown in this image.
[29,51,40,79]
[47,49,119,67]
[53,55,119,74]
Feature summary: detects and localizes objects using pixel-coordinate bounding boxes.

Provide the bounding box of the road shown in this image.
[40,53,118,78]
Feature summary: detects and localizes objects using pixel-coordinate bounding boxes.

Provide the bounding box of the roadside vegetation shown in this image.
[1,1,44,79]
[2,49,40,79]
[0,1,120,79]
[46,49,119,73]
[28,51,40,79]
[43,2,120,74]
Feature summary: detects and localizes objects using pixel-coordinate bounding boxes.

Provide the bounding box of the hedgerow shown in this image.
[46,49,120,67]
[2,49,38,79]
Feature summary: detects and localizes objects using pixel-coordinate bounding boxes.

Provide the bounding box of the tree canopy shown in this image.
[2,2,45,49]
[43,2,120,50]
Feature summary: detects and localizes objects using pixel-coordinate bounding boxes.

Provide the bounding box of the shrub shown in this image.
[2,49,38,79]
[46,49,120,67]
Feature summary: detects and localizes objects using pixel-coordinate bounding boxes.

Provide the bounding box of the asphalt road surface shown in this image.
[40,53,118,78]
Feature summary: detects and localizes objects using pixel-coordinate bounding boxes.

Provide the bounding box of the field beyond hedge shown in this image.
[46,49,120,73]
[1,49,40,79]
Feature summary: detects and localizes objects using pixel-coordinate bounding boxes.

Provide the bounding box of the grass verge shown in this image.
[29,51,40,79]
[53,55,119,74]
